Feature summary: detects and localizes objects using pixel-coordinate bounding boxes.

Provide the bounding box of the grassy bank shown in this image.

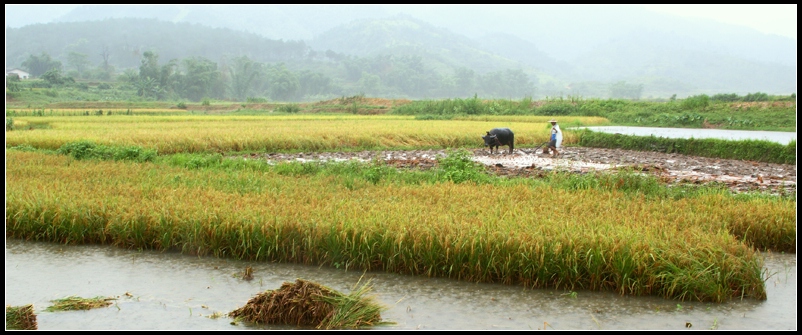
[6,149,796,302]
[577,130,796,165]
[390,96,796,132]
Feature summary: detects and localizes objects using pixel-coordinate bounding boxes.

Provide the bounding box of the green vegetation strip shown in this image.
[577,130,796,165]
[7,151,796,302]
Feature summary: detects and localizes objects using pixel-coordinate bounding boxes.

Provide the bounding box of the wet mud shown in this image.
[237,147,796,195]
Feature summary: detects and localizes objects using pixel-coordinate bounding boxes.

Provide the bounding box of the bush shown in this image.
[435,148,489,184]
[57,140,157,162]
[277,104,301,114]
[537,103,576,116]
[247,97,268,103]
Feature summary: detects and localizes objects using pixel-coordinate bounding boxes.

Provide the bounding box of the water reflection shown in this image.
[5,239,796,330]
[576,127,797,145]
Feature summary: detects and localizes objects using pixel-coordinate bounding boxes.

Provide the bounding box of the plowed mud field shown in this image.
[238,147,796,195]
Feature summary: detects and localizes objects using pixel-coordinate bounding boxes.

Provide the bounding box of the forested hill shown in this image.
[5,15,796,100]
[5,18,309,71]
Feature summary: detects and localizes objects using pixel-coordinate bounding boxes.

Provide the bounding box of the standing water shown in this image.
[5,239,796,330]
[576,127,797,145]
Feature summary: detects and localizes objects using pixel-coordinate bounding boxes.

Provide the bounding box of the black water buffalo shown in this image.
[482,128,514,154]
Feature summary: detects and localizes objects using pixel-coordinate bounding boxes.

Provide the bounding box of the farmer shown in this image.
[542,119,562,157]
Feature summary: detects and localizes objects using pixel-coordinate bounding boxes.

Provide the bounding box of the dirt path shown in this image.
[239,147,796,195]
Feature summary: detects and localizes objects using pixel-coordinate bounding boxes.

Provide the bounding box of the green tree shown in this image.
[134,77,159,98]
[267,63,299,101]
[139,51,160,81]
[41,68,68,85]
[67,51,91,78]
[21,52,62,77]
[609,81,643,100]
[298,70,332,98]
[454,67,476,97]
[228,56,264,101]
[178,57,224,101]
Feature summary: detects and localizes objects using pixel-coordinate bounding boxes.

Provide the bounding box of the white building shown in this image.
[6,68,30,79]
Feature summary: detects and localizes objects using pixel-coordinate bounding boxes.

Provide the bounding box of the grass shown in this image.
[44,296,117,312]
[577,129,796,165]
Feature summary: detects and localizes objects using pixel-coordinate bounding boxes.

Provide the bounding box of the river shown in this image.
[4,239,796,330]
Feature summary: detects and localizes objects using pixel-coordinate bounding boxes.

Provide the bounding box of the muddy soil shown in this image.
[238,147,796,195]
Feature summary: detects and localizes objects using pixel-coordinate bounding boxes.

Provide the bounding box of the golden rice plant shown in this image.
[5,115,586,154]
[7,151,793,302]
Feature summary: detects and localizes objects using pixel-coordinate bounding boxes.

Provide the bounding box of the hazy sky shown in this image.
[5,4,798,40]
[639,4,797,40]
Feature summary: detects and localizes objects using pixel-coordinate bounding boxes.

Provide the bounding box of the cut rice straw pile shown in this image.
[229,277,391,329]
[45,296,116,312]
[6,304,38,330]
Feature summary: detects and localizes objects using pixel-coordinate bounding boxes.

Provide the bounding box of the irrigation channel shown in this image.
[4,239,796,330]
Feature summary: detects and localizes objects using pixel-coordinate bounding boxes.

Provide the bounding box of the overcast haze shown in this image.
[4,5,797,100]
[6,4,796,39]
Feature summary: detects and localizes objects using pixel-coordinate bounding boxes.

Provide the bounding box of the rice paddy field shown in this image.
[5,112,796,305]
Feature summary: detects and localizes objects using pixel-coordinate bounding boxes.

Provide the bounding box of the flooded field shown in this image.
[5,239,796,330]
[576,127,797,145]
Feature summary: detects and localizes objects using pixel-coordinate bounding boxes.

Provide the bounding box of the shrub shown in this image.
[435,148,489,184]
[277,104,301,114]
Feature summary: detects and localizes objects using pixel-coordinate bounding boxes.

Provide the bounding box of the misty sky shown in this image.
[5,4,798,40]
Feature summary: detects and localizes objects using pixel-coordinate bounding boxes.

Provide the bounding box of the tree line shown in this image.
[15,50,542,102]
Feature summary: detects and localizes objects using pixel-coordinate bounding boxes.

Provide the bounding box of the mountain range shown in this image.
[5,5,797,99]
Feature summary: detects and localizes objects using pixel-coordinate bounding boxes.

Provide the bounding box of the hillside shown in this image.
[5,6,797,100]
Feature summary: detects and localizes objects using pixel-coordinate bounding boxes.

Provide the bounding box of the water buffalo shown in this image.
[482,128,514,154]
